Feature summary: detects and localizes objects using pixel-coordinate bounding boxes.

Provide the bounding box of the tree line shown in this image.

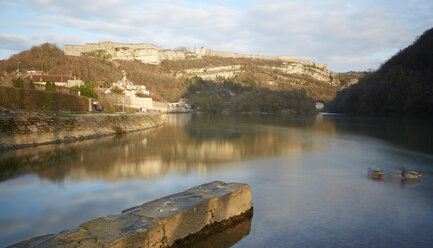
[327,27,433,116]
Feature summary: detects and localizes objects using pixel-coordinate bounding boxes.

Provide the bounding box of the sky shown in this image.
[0,0,432,72]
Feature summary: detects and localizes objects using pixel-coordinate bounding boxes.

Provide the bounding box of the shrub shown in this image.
[110,85,125,95]
[29,79,35,89]
[12,77,24,88]
[79,80,98,99]
[45,81,56,92]
[135,91,149,98]
[113,125,126,135]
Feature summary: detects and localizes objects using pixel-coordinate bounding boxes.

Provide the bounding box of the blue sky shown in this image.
[0,0,432,72]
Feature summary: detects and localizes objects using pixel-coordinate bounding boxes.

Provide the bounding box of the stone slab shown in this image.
[9,181,253,248]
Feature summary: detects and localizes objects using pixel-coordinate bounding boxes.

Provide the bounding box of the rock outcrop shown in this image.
[10,181,253,248]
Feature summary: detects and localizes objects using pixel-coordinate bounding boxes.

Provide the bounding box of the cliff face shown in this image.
[177,62,339,86]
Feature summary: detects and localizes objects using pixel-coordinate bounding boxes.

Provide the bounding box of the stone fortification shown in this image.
[63,42,186,65]
[11,181,253,248]
[194,46,299,62]
[194,46,327,69]
[63,42,327,69]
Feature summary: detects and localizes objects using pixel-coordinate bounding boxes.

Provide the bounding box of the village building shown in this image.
[105,70,153,112]
[23,75,84,88]
[315,101,325,111]
[25,68,44,75]
[168,98,192,112]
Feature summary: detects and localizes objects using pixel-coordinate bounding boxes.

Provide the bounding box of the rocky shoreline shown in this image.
[0,107,164,151]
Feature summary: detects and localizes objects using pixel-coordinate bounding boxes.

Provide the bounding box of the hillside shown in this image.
[0,43,361,104]
[327,27,433,115]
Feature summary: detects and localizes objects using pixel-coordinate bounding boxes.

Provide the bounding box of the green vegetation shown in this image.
[110,85,125,95]
[69,81,98,99]
[183,77,316,114]
[328,27,433,116]
[29,79,35,89]
[45,81,56,92]
[12,77,24,88]
[80,80,98,99]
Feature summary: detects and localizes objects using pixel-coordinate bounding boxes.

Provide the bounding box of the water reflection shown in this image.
[182,217,252,248]
[0,114,335,182]
[1,114,433,247]
[329,116,433,154]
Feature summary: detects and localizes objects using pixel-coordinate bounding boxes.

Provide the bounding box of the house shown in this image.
[4,72,19,79]
[67,79,84,88]
[23,75,83,88]
[105,71,153,111]
[26,68,44,75]
[94,85,109,93]
[315,101,325,111]
[168,98,192,112]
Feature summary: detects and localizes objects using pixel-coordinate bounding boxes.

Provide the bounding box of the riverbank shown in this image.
[0,107,164,151]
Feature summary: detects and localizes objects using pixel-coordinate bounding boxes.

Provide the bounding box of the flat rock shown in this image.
[10,181,253,248]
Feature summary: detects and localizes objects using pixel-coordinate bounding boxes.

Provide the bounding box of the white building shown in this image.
[106,70,153,111]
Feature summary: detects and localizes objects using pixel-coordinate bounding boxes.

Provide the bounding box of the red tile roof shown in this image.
[31,75,72,83]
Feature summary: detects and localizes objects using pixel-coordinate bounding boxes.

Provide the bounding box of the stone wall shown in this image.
[124,91,153,110]
[63,42,328,69]
[63,42,186,65]
[0,107,164,150]
[194,46,301,62]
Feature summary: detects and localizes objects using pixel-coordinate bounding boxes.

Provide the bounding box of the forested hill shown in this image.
[1,43,363,104]
[327,27,433,116]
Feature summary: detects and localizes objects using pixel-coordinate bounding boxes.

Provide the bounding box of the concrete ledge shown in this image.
[10,181,253,248]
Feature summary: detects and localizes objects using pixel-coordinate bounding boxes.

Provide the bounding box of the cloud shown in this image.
[2,0,433,71]
[238,1,418,71]
[0,33,33,50]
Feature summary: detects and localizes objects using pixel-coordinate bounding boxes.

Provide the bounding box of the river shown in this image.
[1,113,433,247]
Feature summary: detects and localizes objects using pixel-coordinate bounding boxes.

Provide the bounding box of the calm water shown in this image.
[1,114,433,247]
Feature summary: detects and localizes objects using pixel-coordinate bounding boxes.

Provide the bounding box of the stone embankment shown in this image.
[10,181,253,248]
[0,107,164,150]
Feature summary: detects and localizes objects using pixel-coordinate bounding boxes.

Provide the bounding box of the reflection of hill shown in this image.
[0,114,334,182]
[330,116,433,154]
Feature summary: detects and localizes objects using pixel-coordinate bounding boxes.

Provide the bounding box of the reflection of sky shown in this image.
[1,115,433,247]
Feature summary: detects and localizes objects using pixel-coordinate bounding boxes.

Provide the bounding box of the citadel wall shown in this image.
[63,42,185,64]
[194,47,327,69]
[194,46,300,62]
[63,42,327,69]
